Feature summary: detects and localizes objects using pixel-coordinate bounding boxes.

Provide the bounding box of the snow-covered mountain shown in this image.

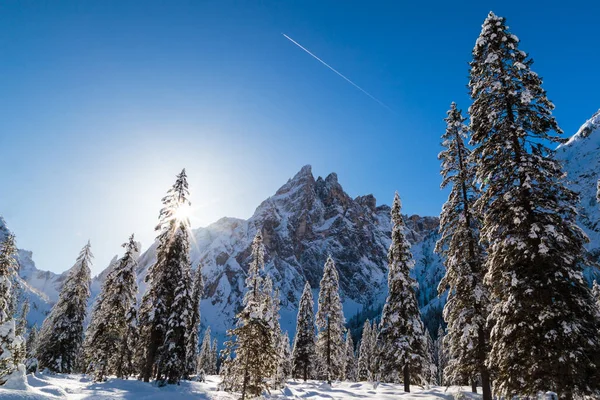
[134,165,443,340]
[3,108,600,340]
[556,109,600,283]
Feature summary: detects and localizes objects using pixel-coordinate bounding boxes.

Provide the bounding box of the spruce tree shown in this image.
[198,327,212,375]
[37,242,92,373]
[469,12,600,398]
[343,332,356,382]
[357,319,373,381]
[220,231,277,399]
[82,235,139,381]
[0,233,25,383]
[377,193,429,391]
[137,169,193,384]
[315,256,346,384]
[435,103,491,399]
[276,331,292,385]
[291,282,316,381]
[185,264,204,378]
[25,324,39,374]
[435,325,448,386]
[210,338,218,374]
[593,281,600,315]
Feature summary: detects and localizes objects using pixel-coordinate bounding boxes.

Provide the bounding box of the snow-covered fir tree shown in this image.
[425,330,437,386]
[37,242,92,373]
[210,338,218,374]
[435,102,491,399]
[262,278,286,388]
[82,235,139,381]
[276,331,292,385]
[137,169,193,385]
[357,319,375,381]
[343,332,356,382]
[593,281,600,316]
[434,325,448,386]
[291,281,316,381]
[220,231,277,399]
[377,193,429,391]
[469,12,600,398]
[315,256,346,384]
[25,324,38,374]
[185,264,204,378]
[197,327,212,375]
[0,233,25,384]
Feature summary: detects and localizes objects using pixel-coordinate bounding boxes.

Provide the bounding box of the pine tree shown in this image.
[425,329,437,386]
[343,332,356,382]
[276,331,292,385]
[25,324,39,374]
[469,12,600,398]
[82,235,139,381]
[37,242,92,373]
[435,102,491,398]
[210,338,218,374]
[137,169,193,384]
[220,231,277,399]
[357,320,373,381]
[198,327,212,375]
[291,282,316,381]
[593,281,600,315]
[435,325,448,386]
[185,264,204,378]
[377,193,429,391]
[0,233,25,383]
[315,256,346,384]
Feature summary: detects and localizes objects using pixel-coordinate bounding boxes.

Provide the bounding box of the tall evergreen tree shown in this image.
[210,338,218,374]
[220,231,277,399]
[137,169,193,384]
[315,256,346,384]
[593,281,600,315]
[0,233,25,383]
[291,282,316,381]
[434,325,448,386]
[357,319,374,381]
[469,12,600,398]
[435,103,491,399]
[37,242,92,373]
[377,193,429,391]
[82,235,139,381]
[276,331,292,385]
[185,264,204,378]
[198,327,212,375]
[343,332,356,382]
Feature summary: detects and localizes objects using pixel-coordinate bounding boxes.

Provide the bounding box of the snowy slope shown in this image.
[0,373,481,399]
[556,109,600,282]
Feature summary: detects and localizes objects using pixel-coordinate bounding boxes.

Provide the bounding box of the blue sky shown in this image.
[1,1,598,274]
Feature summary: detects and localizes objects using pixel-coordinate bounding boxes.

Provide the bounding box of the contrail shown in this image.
[282,33,395,114]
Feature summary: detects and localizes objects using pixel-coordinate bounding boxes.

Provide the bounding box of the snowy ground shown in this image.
[0,373,481,399]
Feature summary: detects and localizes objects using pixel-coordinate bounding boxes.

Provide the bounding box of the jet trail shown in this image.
[282,33,395,114]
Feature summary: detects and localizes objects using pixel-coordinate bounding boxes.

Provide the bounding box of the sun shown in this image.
[173,202,193,223]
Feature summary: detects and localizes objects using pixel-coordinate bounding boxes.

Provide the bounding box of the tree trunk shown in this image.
[403,363,410,393]
[481,369,492,400]
[303,362,308,382]
[471,379,477,393]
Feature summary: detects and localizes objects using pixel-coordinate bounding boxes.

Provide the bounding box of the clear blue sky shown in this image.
[1,1,598,275]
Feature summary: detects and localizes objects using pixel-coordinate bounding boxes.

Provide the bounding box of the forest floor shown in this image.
[0,372,482,399]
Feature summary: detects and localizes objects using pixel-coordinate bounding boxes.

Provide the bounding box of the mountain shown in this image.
[3,109,600,341]
[134,165,444,340]
[556,109,600,283]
